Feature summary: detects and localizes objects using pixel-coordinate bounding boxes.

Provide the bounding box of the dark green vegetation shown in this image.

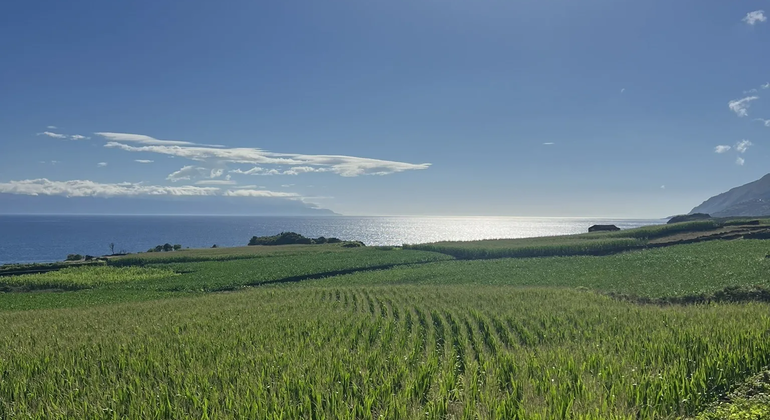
[668,213,711,224]
[248,231,344,246]
[146,243,183,252]
[692,368,770,420]
[1,222,770,419]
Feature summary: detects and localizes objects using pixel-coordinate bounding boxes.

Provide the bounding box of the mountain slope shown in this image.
[690,174,770,217]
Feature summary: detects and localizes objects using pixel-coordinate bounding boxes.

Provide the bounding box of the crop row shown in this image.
[2,286,769,419]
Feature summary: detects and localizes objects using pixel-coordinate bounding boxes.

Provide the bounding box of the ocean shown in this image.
[0,215,663,265]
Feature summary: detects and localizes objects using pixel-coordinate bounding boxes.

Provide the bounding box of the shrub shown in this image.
[65,254,83,261]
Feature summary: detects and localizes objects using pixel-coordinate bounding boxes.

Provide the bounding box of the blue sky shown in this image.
[0,0,768,217]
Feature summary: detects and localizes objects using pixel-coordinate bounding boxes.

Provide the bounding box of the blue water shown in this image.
[0,215,663,265]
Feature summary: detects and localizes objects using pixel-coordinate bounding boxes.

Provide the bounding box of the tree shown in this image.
[162,243,173,252]
[154,245,163,253]
[109,243,115,255]
[173,244,182,251]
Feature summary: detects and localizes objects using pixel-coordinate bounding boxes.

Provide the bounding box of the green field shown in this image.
[1,224,769,419]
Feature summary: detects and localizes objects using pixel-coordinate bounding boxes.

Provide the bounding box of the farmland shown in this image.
[1,223,769,419]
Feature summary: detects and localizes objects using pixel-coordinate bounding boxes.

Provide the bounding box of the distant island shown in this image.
[0,195,338,216]
[689,173,770,217]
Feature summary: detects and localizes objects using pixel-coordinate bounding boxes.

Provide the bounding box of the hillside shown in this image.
[690,173,770,217]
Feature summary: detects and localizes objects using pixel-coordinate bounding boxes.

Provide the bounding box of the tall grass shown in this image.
[1,286,768,419]
[0,266,177,291]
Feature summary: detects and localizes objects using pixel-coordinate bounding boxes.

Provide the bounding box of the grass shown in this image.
[1,286,769,419]
[107,243,358,265]
[2,228,770,418]
[404,220,723,260]
[0,266,178,291]
[316,240,770,299]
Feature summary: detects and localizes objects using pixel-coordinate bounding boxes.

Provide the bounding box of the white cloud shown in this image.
[95,132,199,146]
[620,88,625,94]
[660,185,665,189]
[736,156,745,166]
[281,184,295,188]
[195,180,237,185]
[134,159,154,164]
[222,189,299,198]
[542,142,554,146]
[743,10,767,25]
[47,125,57,129]
[735,139,753,153]
[103,132,431,177]
[97,162,108,167]
[744,88,758,94]
[230,166,330,176]
[728,96,759,117]
[37,131,67,139]
[166,165,207,182]
[70,134,90,140]
[0,179,302,199]
[754,118,770,127]
[0,179,221,197]
[166,165,229,182]
[714,145,732,153]
[763,82,770,89]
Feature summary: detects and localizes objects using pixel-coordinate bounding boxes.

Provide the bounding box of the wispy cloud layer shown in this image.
[103,133,431,177]
[743,10,767,25]
[0,179,297,198]
[714,145,731,153]
[134,159,154,163]
[195,180,238,185]
[728,96,759,117]
[97,162,108,167]
[230,166,329,176]
[38,131,90,140]
[37,131,67,139]
[736,157,745,166]
[95,132,199,146]
[753,118,770,127]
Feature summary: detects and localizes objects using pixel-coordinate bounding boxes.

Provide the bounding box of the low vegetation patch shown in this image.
[405,237,643,259]
[248,231,344,246]
[0,266,178,291]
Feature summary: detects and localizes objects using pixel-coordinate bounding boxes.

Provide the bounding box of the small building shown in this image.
[588,224,620,232]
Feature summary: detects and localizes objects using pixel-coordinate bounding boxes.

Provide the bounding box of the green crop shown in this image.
[0,266,177,291]
[404,220,725,260]
[317,240,770,299]
[1,286,769,419]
